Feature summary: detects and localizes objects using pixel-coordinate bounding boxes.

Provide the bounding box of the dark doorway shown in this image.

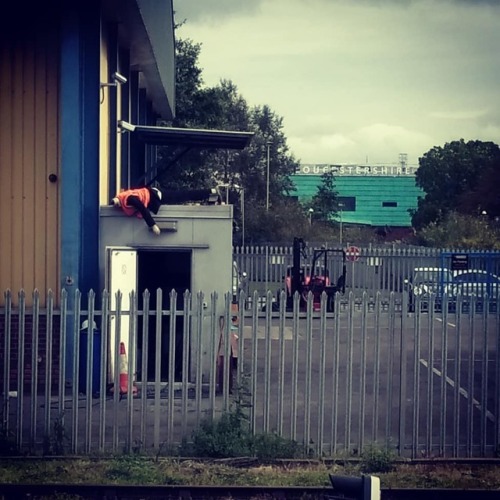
[137,250,191,382]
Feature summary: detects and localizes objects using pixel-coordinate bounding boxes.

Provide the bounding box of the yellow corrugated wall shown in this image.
[0,33,60,305]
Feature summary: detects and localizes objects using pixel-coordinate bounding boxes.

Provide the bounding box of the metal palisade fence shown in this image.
[233,244,500,303]
[1,283,499,458]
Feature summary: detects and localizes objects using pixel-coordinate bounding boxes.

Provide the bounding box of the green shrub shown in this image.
[360,443,396,473]
[252,432,302,460]
[184,406,303,460]
[418,212,500,249]
[189,406,253,458]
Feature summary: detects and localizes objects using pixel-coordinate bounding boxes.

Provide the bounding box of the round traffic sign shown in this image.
[346,245,361,262]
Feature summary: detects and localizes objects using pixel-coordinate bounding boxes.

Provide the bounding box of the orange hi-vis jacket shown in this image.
[116,188,150,218]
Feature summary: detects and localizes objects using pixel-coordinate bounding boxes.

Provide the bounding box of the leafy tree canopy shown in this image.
[417,211,500,250]
[156,35,303,244]
[412,139,500,229]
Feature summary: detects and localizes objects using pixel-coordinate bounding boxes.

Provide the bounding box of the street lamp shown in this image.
[266,140,272,211]
[235,185,245,248]
[339,202,344,246]
[241,188,245,248]
[308,208,314,226]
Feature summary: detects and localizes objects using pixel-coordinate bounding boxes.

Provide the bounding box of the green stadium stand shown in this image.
[291,173,423,227]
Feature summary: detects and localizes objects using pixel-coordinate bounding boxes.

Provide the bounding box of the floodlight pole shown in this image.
[339,202,344,246]
[241,188,245,248]
[266,141,272,211]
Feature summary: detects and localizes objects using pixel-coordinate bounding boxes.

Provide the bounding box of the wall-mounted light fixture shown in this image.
[100,72,128,88]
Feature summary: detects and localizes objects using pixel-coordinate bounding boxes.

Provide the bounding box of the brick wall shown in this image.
[0,313,62,394]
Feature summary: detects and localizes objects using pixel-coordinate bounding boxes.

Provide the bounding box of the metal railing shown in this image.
[1,287,499,458]
[233,245,500,304]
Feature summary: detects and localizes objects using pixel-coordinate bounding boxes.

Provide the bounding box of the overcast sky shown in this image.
[172,0,500,166]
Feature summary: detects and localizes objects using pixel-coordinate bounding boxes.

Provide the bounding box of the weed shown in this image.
[42,412,67,455]
[2,457,500,489]
[184,405,303,460]
[359,443,397,473]
[105,455,178,484]
[189,406,253,457]
[155,440,180,459]
[252,433,302,460]
[0,422,20,456]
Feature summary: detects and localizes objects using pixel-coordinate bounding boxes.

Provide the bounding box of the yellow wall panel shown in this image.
[0,36,60,305]
[45,35,60,298]
[10,47,24,295]
[22,42,36,294]
[99,25,112,207]
[0,46,13,290]
[33,39,49,295]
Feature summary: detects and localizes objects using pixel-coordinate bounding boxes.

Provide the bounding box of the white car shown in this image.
[405,267,454,311]
[232,261,248,302]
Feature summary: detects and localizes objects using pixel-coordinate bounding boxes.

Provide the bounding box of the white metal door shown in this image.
[107,248,137,377]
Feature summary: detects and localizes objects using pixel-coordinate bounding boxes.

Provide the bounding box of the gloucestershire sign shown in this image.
[298,163,418,176]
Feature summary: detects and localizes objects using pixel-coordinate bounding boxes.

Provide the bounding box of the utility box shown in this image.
[99,204,233,384]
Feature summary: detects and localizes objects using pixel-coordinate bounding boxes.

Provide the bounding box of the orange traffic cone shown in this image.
[116,341,138,397]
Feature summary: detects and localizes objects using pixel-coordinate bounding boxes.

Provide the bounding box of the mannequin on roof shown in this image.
[111,186,221,235]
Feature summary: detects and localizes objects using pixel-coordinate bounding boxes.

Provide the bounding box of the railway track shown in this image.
[0,483,499,499]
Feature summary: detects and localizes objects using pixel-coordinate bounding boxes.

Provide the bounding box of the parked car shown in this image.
[451,269,500,308]
[405,267,454,312]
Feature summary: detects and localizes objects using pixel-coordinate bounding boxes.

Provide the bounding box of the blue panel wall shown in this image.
[60,1,100,294]
[60,1,101,379]
[291,175,423,227]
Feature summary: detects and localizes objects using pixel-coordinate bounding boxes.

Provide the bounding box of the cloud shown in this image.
[454,0,500,4]
[174,0,263,23]
[354,124,431,157]
[173,0,500,165]
[175,0,500,22]
[430,110,488,120]
[288,123,432,164]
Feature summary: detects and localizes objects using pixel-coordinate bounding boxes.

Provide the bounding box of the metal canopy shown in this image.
[119,121,253,150]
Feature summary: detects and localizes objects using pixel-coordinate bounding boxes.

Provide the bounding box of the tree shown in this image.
[418,212,500,250]
[243,197,309,245]
[156,34,303,244]
[234,105,298,204]
[411,139,500,229]
[158,40,251,190]
[309,171,339,224]
[459,155,500,218]
[171,37,204,127]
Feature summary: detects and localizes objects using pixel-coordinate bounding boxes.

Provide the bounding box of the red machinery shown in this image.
[284,237,346,312]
